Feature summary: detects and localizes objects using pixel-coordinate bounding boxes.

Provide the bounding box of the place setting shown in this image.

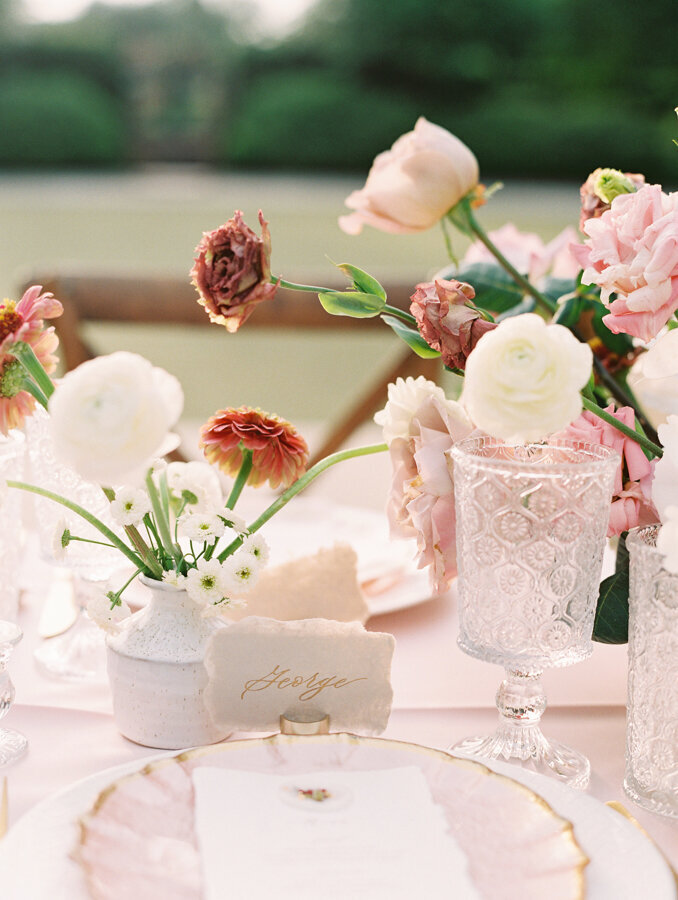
[0,106,677,900]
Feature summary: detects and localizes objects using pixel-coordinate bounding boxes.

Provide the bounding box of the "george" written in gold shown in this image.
[241,665,368,702]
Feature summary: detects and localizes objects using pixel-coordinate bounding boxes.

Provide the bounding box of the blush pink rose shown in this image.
[462,223,581,283]
[571,184,678,342]
[557,404,657,536]
[339,117,478,235]
[410,278,497,370]
[386,393,474,592]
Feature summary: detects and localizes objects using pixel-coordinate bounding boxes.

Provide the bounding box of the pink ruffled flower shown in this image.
[200,406,309,490]
[410,278,496,370]
[386,393,474,592]
[0,285,63,435]
[557,404,657,536]
[571,185,678,342]
[462,223,581,283]
[191,210,278,333]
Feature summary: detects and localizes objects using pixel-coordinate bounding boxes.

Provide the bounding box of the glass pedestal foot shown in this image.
[451,724,590,789]
[0,726,28,766]
[34,609,107,682]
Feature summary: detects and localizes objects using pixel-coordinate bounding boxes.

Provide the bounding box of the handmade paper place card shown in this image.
[204,617,395,734]
[227,544,369,624]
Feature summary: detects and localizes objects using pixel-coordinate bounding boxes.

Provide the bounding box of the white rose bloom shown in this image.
[87,589,131,634]
[178,512,225,542]
[110,486,152,527]
[166,461,223,512]
[461,313,592,443]
[656,506,678,574]
[374,376,449,445]
[48,351,183,485]
[240,533,269,565]
[185,558,228,606]
[651,415,678,521]
[628,330,678,428]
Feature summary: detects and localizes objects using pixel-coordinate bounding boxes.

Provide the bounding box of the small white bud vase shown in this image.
[106,576,228,750]
[624,525,678,818]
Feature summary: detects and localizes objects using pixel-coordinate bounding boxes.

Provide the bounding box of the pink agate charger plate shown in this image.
[75,734,587,900]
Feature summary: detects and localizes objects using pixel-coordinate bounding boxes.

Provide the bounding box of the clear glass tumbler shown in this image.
[0,621,27,765]
[449,437,617,789]
[624,525,678,818]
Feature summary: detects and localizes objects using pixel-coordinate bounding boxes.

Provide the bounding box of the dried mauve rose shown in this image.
[200,407,309,490]
[579,168,645,232]
[410,278,496,370]
[191,210,278,333]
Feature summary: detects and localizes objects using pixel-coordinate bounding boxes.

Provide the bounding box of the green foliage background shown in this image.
[0,0,675,178]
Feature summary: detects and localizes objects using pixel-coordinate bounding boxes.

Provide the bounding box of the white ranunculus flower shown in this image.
[461,313,593,443]
[651,415,678,521]
[656,506,678,574]
[628,330,678,428]
[48,352,183,485]
[374,375,449,445]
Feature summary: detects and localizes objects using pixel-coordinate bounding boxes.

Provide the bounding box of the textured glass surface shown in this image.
[450,437,618,787]
[0,621,27,764]
[0,432,25,621]
[452,438,618,670]
[625,526,678,818]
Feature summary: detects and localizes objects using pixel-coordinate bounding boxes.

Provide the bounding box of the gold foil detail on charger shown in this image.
[76,733,589,900]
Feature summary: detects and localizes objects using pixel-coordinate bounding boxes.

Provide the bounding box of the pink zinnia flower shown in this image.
[0,285,63,434]
[200,407,309,490]
[556,404,657,537]
[191,210,278,333]
[571,184,678,342]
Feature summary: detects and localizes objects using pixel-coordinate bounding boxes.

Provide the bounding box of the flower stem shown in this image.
[581,396,663,458]
[145,471,182,567]
[101,486,160,574]
[7,480,154,573]
[382,304,417,327]
[226,448,253,510]
[217,443,387,562]
[459,204,557,315]
[9,341,55,400]
[273,277,333,294]
[440,216,457,264]
[590,355,659,446]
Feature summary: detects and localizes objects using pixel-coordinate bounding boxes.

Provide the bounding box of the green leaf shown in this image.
[591,303,634,355]
[317,291,385,318]
[453,262,523,313]
[552,295,582,328]
[496,296,536,321]
[593,533,629,644]
[381,315,441,358]
[335,263,387,301]
[542,276,577,306]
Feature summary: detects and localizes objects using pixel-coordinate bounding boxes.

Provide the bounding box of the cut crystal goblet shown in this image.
[449,437,617,789]
[0,621,27,765]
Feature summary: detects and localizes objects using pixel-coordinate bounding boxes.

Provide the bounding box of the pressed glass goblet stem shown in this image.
[0,624,28,766]
[452,668,591,790]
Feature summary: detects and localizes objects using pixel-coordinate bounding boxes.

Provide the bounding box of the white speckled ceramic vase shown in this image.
[106,577,228,750]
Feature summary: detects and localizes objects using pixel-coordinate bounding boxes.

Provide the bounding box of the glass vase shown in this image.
[449,437,617,789]
[624,525,678,818]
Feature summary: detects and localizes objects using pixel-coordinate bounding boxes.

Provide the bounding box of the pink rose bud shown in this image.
[579,167,645,232]
[191,210,278,332]
[410,278,496,370]
[339,117,478,235]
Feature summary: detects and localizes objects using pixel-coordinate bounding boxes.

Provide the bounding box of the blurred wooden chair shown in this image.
[20,271,440,466]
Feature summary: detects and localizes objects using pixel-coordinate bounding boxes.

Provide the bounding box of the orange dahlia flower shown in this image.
[0,285,63,434]
[200,407,309,490]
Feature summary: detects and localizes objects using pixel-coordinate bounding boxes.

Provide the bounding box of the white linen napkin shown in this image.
[192,765,479,899]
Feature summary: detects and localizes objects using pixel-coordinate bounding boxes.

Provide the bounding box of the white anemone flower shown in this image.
[185,558,229,606]
[87,589,131,634]
[166,460,223,512]
[240,533,270,565]
[221,551,262,594]
[110,486,152,527]
[51,517,71,561]
[178,512,225,542]
[162,569,188,589]
[221,511,248,535]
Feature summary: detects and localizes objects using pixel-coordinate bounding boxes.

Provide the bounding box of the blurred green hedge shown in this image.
[0,70,127,167]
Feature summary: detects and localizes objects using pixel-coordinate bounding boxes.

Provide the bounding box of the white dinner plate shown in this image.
[0,735,674,900]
